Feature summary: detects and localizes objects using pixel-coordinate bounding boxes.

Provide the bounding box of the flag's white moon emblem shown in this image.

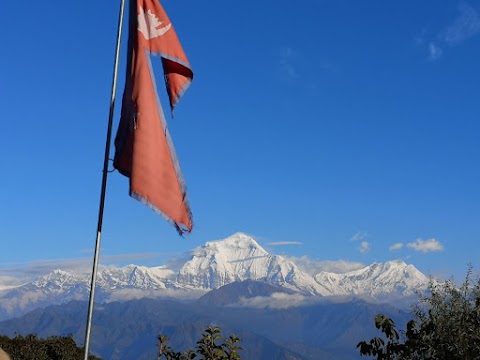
[138,6,172,40]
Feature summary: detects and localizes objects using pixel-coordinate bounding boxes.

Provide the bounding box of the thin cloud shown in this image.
[165,255,192,272]
[101,252,168,263]
[232,292,318,309]
[444,2,480,45]
[0,258,91,280]
[284,256,365,275]
[359,242,370,254]
[0,275,26,288]
[420,2,480,60]
[407,238,444,253]
[267,241,303,246]
[428,42,443,61]
[0,252,171,282]
[280,47,299,79]
[389,243,404,251]
[351,231,368,242]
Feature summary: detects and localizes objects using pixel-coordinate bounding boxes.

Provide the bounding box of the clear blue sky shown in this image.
[0,0,479,281]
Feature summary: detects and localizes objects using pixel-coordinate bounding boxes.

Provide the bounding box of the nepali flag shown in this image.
[114,0,193,234]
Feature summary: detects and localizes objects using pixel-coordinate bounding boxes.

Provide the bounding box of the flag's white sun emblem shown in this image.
[138,6,171,40]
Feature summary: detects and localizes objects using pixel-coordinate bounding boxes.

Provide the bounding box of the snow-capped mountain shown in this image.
[0,233,430,320]
[314,260,429,298]
[29,265,178,292]
[95,265,176,290]
[0,265,196,320]
[177,233,325,294]
[176,233,429,298]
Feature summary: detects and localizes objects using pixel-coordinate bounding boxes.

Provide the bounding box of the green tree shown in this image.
[357,268,480,360]
[157,326,242,360]
[356,314,405,360]
[222,335,242,360]
[0,334,101,360]
[195,326,224,360]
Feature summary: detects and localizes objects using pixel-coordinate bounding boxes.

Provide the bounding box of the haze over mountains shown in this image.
[0,294,411,360]
[0,233,433,359]
[0,233,429,320]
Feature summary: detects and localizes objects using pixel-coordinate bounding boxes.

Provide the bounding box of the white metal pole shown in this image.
[83,0,126,358]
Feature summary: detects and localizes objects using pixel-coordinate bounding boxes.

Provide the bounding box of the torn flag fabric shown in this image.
[114,0,193,234]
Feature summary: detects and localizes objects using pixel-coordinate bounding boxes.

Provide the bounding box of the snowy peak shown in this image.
[314,259,429,298]
[178,233,271,289]
[95,265,180,290]
[177,233,324,294]
[0,233,432,321]
[30,265,177,292]
[31,269,82,290]
[201,233,268,259]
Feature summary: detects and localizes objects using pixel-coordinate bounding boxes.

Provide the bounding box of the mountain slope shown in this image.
[0,299,311,360]
[0,265,200,320]
[0,296,410,360]
[314,260,429,298]
[0,233,430,320]
[177,233,325,294]
[197,279,297,306]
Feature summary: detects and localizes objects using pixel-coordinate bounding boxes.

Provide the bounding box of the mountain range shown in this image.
[0,284,410,360]
[0,232,431,359]
[0,232,429,321]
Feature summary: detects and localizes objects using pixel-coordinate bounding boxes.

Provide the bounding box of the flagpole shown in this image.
[83,0,126,358]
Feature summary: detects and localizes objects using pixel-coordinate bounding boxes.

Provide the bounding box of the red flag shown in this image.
[114,0,193,234]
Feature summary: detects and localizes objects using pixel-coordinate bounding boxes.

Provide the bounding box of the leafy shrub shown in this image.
[357,268,480,360]
[157,326,242,360]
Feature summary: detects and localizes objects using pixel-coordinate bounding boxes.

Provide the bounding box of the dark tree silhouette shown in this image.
[157,326,242,360]
[0,334,101,360]
[358,268,480,360]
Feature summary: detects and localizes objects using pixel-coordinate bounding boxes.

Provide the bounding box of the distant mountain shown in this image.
[0,265,203,320]
[0,269,91,321]
[177,233,325,294]
[0,295,409,360]
[0,299,310,360]
[176,233,429,300]
[314,259,429,298]
[0,232,429,320]
[197,279,297,306]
